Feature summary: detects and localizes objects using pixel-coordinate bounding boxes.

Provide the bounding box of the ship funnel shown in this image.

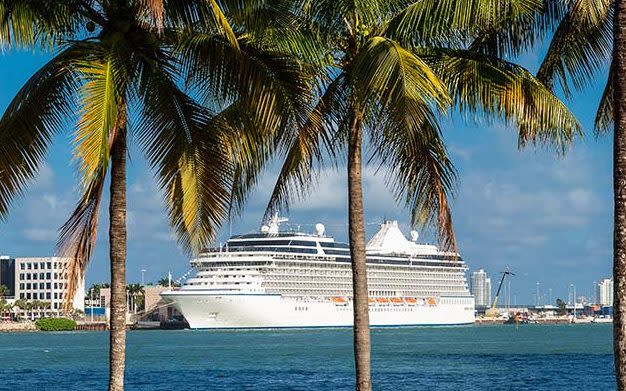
[315,223,325,236]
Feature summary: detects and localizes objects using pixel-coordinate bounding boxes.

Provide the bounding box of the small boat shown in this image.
[426,297,437,306]
[368,298,375,306]
[390,297,404,305]
[404,297,417,305]
[376,297,390,305]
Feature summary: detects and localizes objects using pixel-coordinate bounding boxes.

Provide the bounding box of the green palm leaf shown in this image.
[0,44,82,219]
[422,48,582,153]
[536,0,612,96]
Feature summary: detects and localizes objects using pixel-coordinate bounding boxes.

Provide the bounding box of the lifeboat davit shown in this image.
[404,297,417,305]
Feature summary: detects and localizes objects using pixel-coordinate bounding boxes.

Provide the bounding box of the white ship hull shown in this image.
[162,291,475,329]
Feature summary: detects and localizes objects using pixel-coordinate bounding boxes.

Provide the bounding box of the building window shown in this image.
[46,273,51,279]
[54,292,58,299]
[34,263,38,270]
[26,283,31,290]
[32,274,37,280]
[27,263,31,270]
[19,283,24,290]
[39,283,44,290]
[46,292,51,300]
[46,283,51,289]
[26,293,31,299]
[20,293,24,299]
[20,264,25,270]
[46,262,51,269]
[40,273,44,279]
[26,274,31,280]
[54,283,58,289]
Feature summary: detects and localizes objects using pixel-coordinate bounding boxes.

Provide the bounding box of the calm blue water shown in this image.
[0,324,614,390]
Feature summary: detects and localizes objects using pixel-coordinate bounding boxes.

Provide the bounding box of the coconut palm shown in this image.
[263,2,582,389]
[0,1,313,390]
[0,284,9,298]
[126,283,144,313]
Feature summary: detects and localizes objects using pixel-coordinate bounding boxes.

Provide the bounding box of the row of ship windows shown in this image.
[334,307,416,312]
[262,268,465,277]
[19,262,66,271]
[279,290,449,296]
[19,282,67,290]
[19,272,67,281]
[263,274,464,282]
[263,281,466,289]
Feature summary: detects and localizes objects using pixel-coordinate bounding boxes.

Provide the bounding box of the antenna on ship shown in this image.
[168,271,172,290]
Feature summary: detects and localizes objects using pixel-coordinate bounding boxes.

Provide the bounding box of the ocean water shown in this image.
[0,324,614,390]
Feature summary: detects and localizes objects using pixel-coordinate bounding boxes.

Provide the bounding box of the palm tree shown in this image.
[0,284,8,298]
[126,283,144,313]
[614,0,626,387]
[0,1,311,390]
[264,2,581,389]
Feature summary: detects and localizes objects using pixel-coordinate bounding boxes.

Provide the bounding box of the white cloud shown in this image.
[22,228,57,242]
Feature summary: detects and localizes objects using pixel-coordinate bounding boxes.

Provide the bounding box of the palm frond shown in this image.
[57,53,128,311]
[383,0,542,48]
[178,32,315,140]
[266,74,348,216]
[0,0,83,48]
[0,44,83,220]
[536,0,612,96]
[595,63,613,135]
[351,37,455,249]
[422,48,582,153]
[136,66,232,253]
[57,164,107,311]
[374,120,457,252]
[352,36,450,136]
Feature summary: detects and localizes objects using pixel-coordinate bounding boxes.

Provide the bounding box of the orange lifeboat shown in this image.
[426,297,437,306]
[390,297,404,305]
[376,297,389,305]
[404,297,417,305]
[368,298,375,306]
[331,297,348,306]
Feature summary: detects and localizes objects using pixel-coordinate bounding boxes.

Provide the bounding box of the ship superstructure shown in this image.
[161,216,474,328]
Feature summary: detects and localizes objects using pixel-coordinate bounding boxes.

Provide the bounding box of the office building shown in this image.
[14,257,85,311]
[471,269,492,307]
[598,278,614,307]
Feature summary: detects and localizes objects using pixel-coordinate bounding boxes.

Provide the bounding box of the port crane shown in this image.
[485,268,515,318]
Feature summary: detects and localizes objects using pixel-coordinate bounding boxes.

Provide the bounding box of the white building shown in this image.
[598,278,614,307]
[471,269,492,307]
[14,257,85,312]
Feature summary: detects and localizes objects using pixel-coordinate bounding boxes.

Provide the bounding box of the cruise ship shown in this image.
[161,216,475,328]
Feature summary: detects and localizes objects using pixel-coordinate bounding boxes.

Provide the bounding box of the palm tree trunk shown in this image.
[108,105,128,391]
[347,107,372,391]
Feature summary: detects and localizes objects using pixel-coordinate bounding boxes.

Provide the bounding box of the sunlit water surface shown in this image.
[0,324,614,390]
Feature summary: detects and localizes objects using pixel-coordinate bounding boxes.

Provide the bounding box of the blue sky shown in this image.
[0,48,613,305]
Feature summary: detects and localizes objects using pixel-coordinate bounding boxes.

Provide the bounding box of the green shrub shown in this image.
[35,317,77,331]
